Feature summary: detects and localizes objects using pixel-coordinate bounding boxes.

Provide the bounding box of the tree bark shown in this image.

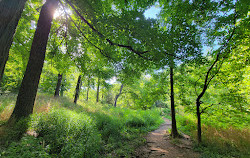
[96,77,100,102]
[196,83,208,144]
[196,98,202,143]
[170,66,180,138]
[0,0,27,82]
[60,84,64,96]
[54,73,62,97]
[74,75,82,104]
[8,0,58,123]
[114,84,124,107]
[86,86,89,101]
[102,89,104,100]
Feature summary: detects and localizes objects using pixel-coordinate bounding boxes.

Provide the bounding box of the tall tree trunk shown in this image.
[114,84,124,107]
[54,73,62,97]
[196,98,202,143]
[196,84,207,144]
[86,86,89,101]
[0,0,27,82]
[102,88,104,100]
[60,84,64,96]
[170,66,179,138]
[8,0,58,123]
[74,75,82,104]
[96,77,100,102]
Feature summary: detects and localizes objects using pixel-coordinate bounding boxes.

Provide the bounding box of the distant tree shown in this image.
[54,73,63,97]
[74,75,82,104]
[114,83,124,107]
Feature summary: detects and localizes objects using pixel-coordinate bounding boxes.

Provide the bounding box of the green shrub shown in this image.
[93,112,122,142]
[34,109,101,157]
[141,109,163,127]
[125,115,146,128]
[162,107,171,116]
[176,114,196,135]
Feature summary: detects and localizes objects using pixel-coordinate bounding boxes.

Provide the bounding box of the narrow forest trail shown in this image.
[134,118,200,158]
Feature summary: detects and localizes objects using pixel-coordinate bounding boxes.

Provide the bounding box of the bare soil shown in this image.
[134,118,200,158]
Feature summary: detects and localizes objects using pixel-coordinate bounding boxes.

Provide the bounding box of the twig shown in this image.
[201,104,214,114]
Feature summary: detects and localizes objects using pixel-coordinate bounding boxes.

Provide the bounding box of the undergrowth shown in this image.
[175,113,250,158]
[0,93,163,157]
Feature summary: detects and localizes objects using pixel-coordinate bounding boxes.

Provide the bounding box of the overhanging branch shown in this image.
[65,0,151,58]
[197,13,237,100]
[60,1,114,61]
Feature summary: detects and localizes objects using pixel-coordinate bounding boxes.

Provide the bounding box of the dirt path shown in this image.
[134,118,200,158]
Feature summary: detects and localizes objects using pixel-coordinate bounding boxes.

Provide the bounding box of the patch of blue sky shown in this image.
[144,4,161,19]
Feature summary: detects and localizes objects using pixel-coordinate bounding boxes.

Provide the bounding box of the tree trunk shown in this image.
[102,89,104,100]
[0,0,27,82]
[54,74,62,97]
[60,84,64,96]
[86,86,89,101]
[114,84,124,107]
[96,77,100,102]
[170,66,179,138]
[196,84,207,144]
[196,98,202,143]
[8,0,58,123]
[74,75,82,104]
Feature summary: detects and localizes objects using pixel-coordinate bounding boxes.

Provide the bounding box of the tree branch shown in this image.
[197,14,237,100]
[201,104,214,114]
[59,1,115,61]
[163,52,183,60]
[65,0,151,58]
[194,76,201,97]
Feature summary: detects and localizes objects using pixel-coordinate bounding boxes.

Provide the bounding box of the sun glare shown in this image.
[53,9,62,18]
[53,7,72,19]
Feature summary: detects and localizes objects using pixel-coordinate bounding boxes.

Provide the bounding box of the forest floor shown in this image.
[134,118,200,158]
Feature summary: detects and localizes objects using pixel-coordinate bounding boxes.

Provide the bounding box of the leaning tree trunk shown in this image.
[114,84,124,107]
[0,0,27,83]
[8,0,58,123]
[96,77,100,102]
[54,74,62,97]
[170,66,180,138]
[74,75,82,104]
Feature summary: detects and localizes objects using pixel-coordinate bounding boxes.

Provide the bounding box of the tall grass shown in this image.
[0,93,164,157]
[33,109,101,157]
[175,113,250,157]
[0,94,16,122]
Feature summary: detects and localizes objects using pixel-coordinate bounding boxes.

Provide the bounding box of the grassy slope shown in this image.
[0,93,164,157]
[174,112,250,158]
[1,94,249,157]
